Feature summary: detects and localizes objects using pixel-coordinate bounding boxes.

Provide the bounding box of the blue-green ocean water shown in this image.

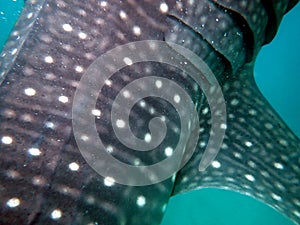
[0,1,299,225]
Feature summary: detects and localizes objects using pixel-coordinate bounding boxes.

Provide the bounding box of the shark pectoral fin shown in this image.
[172,63,300,225]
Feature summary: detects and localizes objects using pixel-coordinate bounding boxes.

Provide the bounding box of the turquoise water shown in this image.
[255,4,300,138]
[0,0,24,52]
[162,188,297,225]
[0,1,299,225]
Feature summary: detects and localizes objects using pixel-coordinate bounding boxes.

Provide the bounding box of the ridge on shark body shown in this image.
[0,1,299,225]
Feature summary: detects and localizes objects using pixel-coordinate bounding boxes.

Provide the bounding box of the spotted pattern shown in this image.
[174,64,300,224]
[0,0,299,225]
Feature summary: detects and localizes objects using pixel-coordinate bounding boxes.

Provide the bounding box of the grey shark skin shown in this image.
[0,0,299,225]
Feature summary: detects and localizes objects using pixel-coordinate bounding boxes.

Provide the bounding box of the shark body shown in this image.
[0,0,299,225]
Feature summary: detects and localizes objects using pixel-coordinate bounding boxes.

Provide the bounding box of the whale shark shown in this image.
[0,0,299,225]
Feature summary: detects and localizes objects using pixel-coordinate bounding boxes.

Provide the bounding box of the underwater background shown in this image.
[0,1,299,224]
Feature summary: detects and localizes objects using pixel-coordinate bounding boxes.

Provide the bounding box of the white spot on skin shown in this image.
[144,133,151,143]
[100,1,107,7]
[95,18,104,25]
[32,175,46,186]
[248,161,256,168]
[116,119,125,128]
[202,107,209,115]
[123,90,130,98]
[104,176,115,187]
[44,56,54,64]
[149,107,155,114]
[62,44,73,52]
[92,109,101,117]
[51,209,62,220]
[11,48,17,55]
[249,109,257,115]
[6,198,20,208]
[28,148,42,156]
[24,87,36,96]
[106,145,113,153]
[119,10,127,20]
[6,170,20,179]
[274,182,285,191]
[294,211,300,218]
[85,195,95,204]
[62,24,73,32]
[105,79,112,87]
[271,193,282,201]
[123,57,133,65]
[279,139,288,146]
[220,123,227,129]
[261,170,270,178]
[2,136,13,144]
[20,113,33,122]
[230,99,239,106]
[136,196,146,207]
[245,141,253,147]
[40,34,52,43]
[164,147,173,157]
[68,162,80,171]
[133,26,141,36]
[133,158,141,166]
[155,80,162,88]
[78,32,87,39]
[211,161,221,168]
[199,141,206,148]
[160,116,166,122]
[139,100,146,108]
[221,143,228,149]
[188,0,195,5]
[245,174,255,182]
[27,12,33,19]
[45,73,56,80]
[75,65,84,73]
[80,135,89,142]
[182,176,189,183]
[234,152,242,159]
[226,177,235,182]
[160,2,169,13]
[45,121,55,129]
[265,123,273,129]
[238,117,246,123]
[58,95,69,103]
[266,143,273,149]
[294,199,300,207]
[274,162,284,170]
[173,94,180,103]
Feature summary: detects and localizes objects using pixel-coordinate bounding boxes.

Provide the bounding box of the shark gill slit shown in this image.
[210,0,254,63]
[166,13,233,76]
[260,0,283,44]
